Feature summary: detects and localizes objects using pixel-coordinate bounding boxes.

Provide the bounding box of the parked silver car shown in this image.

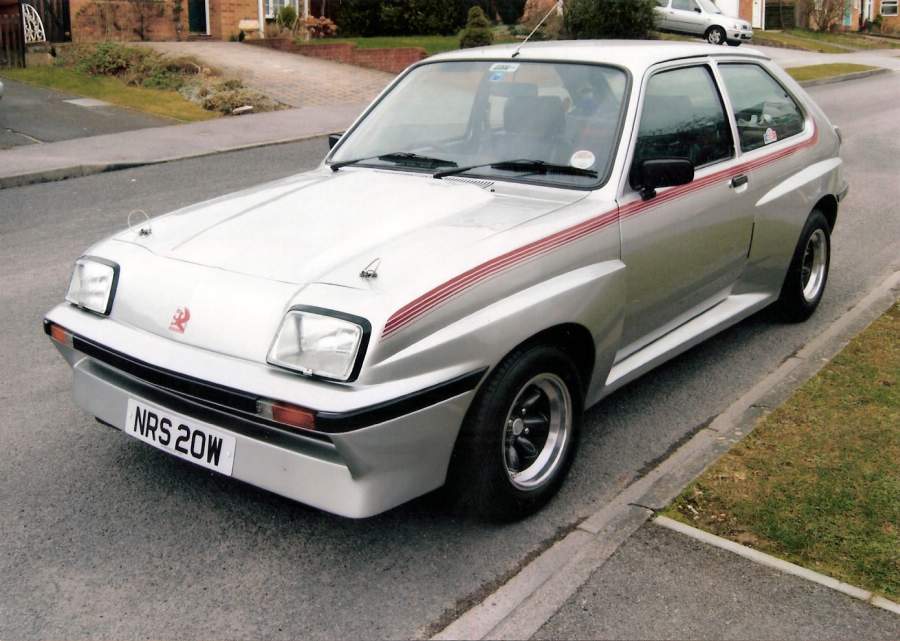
[45,42,846,519]
[655,0,753,45]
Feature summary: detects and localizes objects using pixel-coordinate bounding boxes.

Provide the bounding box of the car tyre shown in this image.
[706,26,726,44]
[775,209,831,322]
[446,344,582,521]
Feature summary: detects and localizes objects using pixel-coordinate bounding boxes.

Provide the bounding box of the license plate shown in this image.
[124,399,236,476]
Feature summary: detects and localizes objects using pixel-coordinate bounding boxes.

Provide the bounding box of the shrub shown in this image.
[460,5,494,48]
[201,82,279,114]
[335,0,382,35]
[303,15,338,38]
[563,0,657,39]
[277,4,298,30]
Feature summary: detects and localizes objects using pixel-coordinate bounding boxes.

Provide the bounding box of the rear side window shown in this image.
[718,64,805,152]
[633,65,734,170]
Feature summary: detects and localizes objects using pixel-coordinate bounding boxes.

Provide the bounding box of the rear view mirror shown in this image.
[328,132,344,149]
[632,158,694,200]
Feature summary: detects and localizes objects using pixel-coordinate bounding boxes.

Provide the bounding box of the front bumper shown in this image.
[728,29,752,41]
[45,308,481,518]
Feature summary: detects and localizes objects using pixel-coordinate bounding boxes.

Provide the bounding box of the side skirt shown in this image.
[595,292,775,403]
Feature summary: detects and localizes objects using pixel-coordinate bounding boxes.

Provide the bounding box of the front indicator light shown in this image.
[257,399,317,431]
[46,322,74,348]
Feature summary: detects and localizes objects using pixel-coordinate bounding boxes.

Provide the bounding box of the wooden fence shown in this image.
[0,9,26,68]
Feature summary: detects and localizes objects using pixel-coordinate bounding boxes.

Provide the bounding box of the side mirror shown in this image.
[693,6,702,11]
[328,132,344,149]
[631,158,694,200]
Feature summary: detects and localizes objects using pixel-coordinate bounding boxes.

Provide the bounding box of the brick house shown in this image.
[69,0,301,41]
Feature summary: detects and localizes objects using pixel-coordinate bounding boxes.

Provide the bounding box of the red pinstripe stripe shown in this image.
[382,127,818,339]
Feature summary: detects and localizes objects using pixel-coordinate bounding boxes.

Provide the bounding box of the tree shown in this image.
[496,0,527,24]
[798,0,845,31]
[460,5,494,48]
[564,0,658,40]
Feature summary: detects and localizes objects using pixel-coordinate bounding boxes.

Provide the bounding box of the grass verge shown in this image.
[782,28,900,50]
[663,302,900,599]
[0,66,217,122]
[785,63,879,82]
[752,30,850,52]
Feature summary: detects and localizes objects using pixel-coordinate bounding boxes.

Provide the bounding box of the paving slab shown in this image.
[536,524,900,640]
[0,103,363,189]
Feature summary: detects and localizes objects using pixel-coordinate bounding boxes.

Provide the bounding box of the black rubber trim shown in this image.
[316,369,486,432]
[44,320,485,434]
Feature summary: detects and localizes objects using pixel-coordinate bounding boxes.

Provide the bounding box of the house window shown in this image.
[882,0,898,15]
[266,0,297,19]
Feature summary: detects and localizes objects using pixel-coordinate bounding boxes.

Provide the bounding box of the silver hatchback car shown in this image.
[46,42,846,519]
[655,0,754,45]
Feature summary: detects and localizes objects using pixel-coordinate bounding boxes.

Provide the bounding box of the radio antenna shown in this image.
[512,0,564,58]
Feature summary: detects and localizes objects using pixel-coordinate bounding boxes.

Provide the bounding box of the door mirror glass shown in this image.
[328,133,344,149]
[632,158,694,199]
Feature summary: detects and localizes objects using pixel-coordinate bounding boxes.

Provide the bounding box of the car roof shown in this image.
[427,40,768,72]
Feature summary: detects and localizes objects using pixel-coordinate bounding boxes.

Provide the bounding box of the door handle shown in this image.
[730,174,749,188]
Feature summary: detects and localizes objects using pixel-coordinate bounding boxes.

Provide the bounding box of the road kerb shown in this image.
[796,67,892,88]
[430,266,900,640]
[654,516,900,616]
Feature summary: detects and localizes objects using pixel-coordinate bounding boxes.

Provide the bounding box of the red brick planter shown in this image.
[246,38,426,74]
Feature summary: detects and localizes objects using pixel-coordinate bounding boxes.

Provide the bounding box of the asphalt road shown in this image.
[0,79,169,150]
[1,74,898,640]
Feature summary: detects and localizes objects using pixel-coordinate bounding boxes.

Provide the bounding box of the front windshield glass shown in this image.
[329,60,629,189]
[698,0,722,13]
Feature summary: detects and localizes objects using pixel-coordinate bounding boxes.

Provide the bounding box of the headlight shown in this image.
[65,256,119,315]
[267,307,369,382]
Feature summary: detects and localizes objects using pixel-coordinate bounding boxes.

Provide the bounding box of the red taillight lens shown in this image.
[48,322,73,347]
[257,399,316,431]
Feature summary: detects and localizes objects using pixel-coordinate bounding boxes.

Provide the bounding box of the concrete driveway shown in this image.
[143,41,395,109]
[0,78,170,149]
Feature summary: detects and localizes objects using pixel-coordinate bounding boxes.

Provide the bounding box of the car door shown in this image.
[668,0,705,33]
[617,62,753,356]
[654,0,675,30]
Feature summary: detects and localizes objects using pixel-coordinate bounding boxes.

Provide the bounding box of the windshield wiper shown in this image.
[434,159,597,180]
[331,152,457,172]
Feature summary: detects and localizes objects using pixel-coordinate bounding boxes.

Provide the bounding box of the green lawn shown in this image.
[754,28,900,52]
[301,31,519,56]
[664,303,900,599]
[785,62,879,82]
[752,30,850,52]
[0,66,217,123]
[782,27,900,50]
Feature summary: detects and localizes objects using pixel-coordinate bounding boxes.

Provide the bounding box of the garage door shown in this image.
[715,0,740,17]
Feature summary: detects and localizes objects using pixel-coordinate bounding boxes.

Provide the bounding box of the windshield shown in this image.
[698,0,722,13]
[329,60,629,189]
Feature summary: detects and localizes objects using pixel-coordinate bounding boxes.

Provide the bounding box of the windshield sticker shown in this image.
[489,62,519,73]
[764,127,778,144]
[490,72,506,82]
[570,150,596,170]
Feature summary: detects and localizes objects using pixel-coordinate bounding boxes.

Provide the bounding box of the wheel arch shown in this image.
[501,322,596,395]
[814,194,838,231]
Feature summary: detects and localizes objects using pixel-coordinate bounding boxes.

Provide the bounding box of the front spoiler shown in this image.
[65,350,475,518]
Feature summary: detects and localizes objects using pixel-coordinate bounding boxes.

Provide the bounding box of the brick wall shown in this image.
[209,0,257,39]
[247,38,426,74]
[70,0,187,41]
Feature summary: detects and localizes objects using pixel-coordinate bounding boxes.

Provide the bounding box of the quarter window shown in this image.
[882,0,898,15]
[672,0,697,9]
[633,65,734,171]
[718,64,805,152]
